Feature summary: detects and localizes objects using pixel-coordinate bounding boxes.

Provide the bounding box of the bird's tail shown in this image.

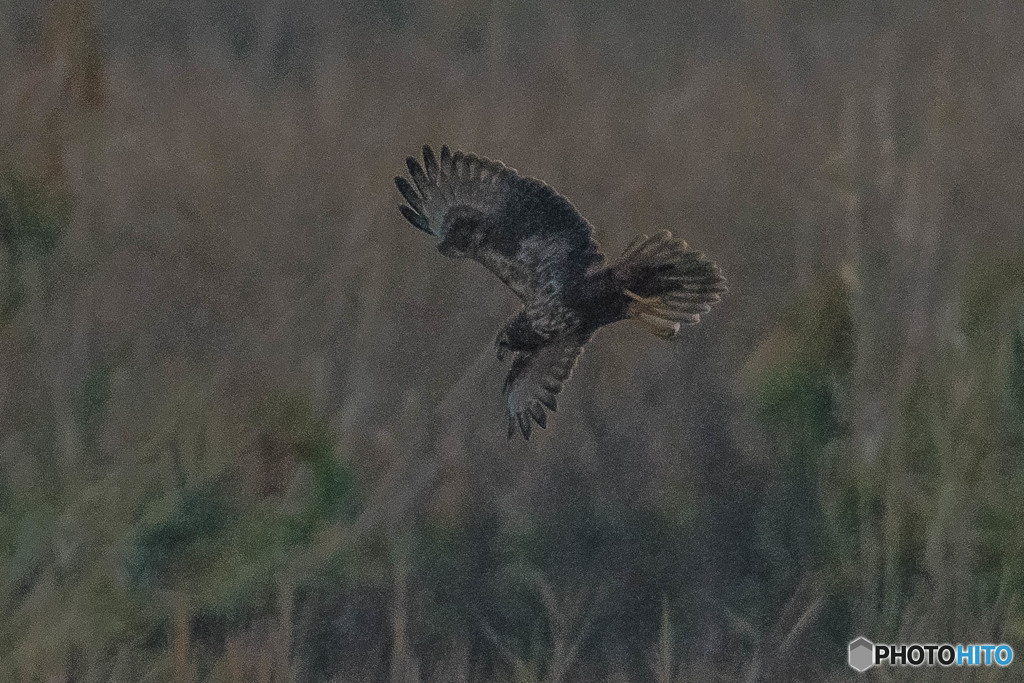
[613,230,727,339]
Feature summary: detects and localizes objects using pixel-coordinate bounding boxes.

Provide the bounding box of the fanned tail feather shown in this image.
[614,230,726,339]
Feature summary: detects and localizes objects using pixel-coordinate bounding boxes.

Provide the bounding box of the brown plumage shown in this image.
[395,145,727,440]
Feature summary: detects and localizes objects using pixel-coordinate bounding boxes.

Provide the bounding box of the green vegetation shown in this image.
[0,170,69,321]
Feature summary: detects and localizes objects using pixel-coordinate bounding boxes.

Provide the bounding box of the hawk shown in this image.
[395,145,726,440]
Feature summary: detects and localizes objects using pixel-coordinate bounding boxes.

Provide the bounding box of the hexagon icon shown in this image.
[849,637,874,672]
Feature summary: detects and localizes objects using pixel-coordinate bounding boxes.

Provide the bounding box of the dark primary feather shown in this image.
[423,145,439,181]
[440,145,454,176]
[395,176,423,213]
[406,156,429,193]
[398,204,431,234]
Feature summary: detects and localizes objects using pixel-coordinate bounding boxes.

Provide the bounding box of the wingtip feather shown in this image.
[528,402,547,428]
[423,145,439,180]
[394,176,422,210]
[406,156,428,191]
[399,205,433,235]
[517,412,532,440]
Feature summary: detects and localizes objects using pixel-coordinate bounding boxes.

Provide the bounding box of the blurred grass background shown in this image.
[1,0,1024,680]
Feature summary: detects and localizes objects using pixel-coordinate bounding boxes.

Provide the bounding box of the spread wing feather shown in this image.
[503,332,590,440]
[395,145,604,305]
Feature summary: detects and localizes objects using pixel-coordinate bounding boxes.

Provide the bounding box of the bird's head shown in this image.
[437,207,488,259]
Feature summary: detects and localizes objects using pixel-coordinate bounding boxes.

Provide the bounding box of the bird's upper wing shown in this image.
[502,331,591,440]
[395,145,604,304]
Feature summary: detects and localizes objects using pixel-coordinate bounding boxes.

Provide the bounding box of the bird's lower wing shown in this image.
[502,332,591,440]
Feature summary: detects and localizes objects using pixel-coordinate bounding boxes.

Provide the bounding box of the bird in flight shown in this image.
[395,145,726,440]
